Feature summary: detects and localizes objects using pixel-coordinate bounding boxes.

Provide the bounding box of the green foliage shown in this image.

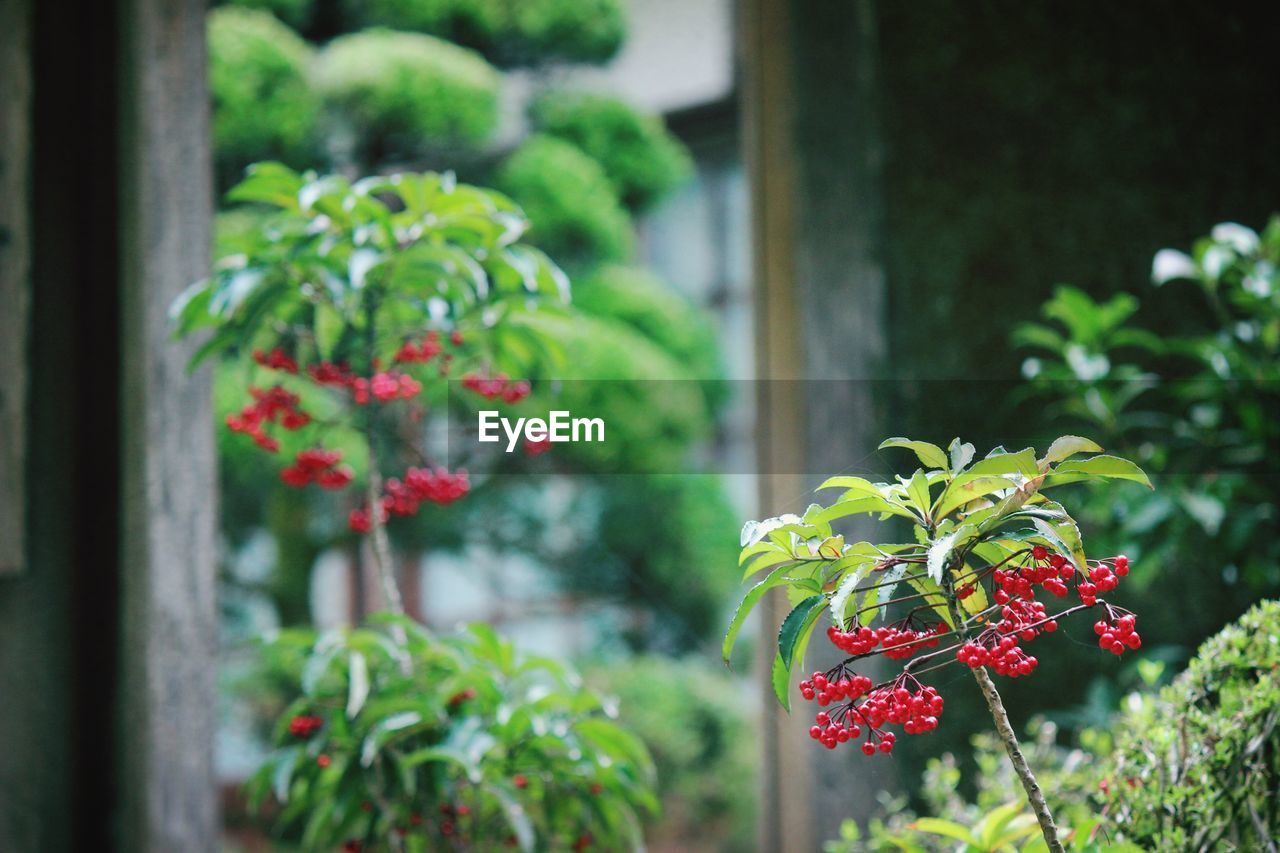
[586,656,757,851]
[219,0,316,30]
[208,8,322,187]
[495,135,633,267]
[514,312,712,473]
[529,91,693,211]
[564,475,741,651]
[314,29,500,162]
[349,0,625,68]
[728,436,1149,709]
[1016,219,1280,594]
[573,264,727,411]
[246,617,658,849]
[825,720,1121,852]
[1103,599,1280,850]
[174,163,567,370]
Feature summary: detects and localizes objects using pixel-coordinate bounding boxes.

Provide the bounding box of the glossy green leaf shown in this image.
[1039,435,1104,469]
[879,437,949,470]
[346,650,369,718]
[723,563,797,665]
[1050,454,1153,488]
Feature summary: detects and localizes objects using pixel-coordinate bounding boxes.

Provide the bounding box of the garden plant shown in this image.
[173,163,657,849]
[726,436,1152,851]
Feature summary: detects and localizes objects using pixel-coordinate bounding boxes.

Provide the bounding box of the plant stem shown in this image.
[364,459,404,617]
[968,663,1065,853]
[940,560,1065,853]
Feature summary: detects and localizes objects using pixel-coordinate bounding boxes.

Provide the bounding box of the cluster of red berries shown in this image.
[462,371,531,403]
[799,670,873,705]
[393,331,446,365]
[524,437,552,456]
[994,546,1074,602]
[288,714,323,737]
[1078,556,1128,605]
[957,634,1040,677]
[995,597,1056,640]
[1094,612,1141,654]
[280,448,354,489]
[226,385,310,451]
[857,680,944,737]
[254,347,299,373]
[825,621,946,660]
[349,467,470,532]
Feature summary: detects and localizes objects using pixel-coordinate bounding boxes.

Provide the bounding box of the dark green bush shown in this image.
[208,7,322,186]
[574,264,726,411]
[530,91,693,211]
[495,135,633,266]
[349,0,625,68]
[587,656,757,851]
[219,0,315,30]
[1104,599,1280,850]
[314,29,499,163]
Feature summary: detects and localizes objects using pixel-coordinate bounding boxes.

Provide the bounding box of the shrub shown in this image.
[219,0,316,30]
[587,657,757,851]
[573,265,726,412]
[1103,599,1280,849]
[246,618,658,848]
[529,91,693,211]
[208,8,322,186]
[349,0,625,68]
[314,29,500,163]
[495,135,633,266]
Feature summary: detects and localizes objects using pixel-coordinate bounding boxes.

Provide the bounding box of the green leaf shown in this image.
[359,711,423,767]
[1050,454,1152,488]
[1039,435,1104,469]
[227,161,304,209]
[879,438,949,470]
[905,469,933,518]
[909,817,980,847]
[271,747,302,803]
[777,594,826,674]
[934,475,1016,520]
[815,475,885,499]
[770,594,826,708]
[723,563,797,665]
[346,651,369,719]
[948,438,976,473]
[905,575,953,628]
[770,652,793,711]
[926,525,974,583]
[313,302,346,360]
[829,561,874,625]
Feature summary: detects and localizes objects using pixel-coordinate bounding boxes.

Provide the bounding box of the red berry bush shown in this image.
[175,165,659,850]
[725,436,1151,852]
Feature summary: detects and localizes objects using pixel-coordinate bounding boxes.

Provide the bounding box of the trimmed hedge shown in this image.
[530,91,693,211]
[314,28,499,162]
[350,0,625,68]
[1105,599,1280,849]
[208,7,322,186]
[219,0,315,30]
[495,135,633,266]
[574,265,726,412]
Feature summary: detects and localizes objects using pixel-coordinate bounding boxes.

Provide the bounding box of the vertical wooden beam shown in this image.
[117,0,219,848]
[739,0,814,850]
[0,0,32,577]
[741,0,889,848]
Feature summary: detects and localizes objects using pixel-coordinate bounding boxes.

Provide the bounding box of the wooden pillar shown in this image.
[117,0,219,848]
[740,0,889,849]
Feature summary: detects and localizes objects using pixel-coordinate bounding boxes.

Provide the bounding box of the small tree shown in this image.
[725,436,1151,852]
[174,163,657,849]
